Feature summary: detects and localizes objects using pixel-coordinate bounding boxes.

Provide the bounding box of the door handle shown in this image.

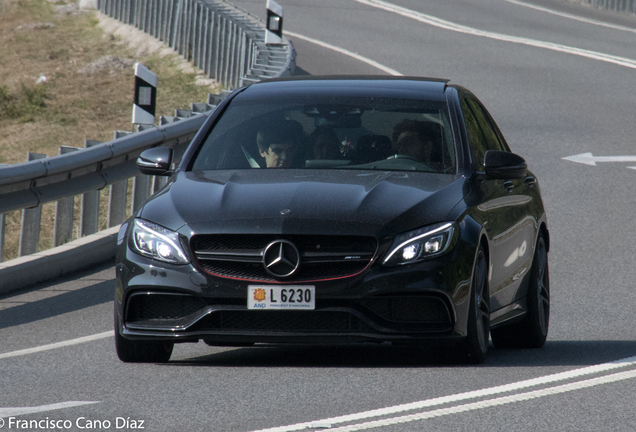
[525,176,537,187]
[503,181,514,191]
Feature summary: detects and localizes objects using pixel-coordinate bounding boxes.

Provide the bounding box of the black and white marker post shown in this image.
[132,63,157,129]
[265,0,284,45]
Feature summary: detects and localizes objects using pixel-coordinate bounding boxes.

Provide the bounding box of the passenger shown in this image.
[257,121,301,168]
[308,126,340,160]
[391,119,441,163]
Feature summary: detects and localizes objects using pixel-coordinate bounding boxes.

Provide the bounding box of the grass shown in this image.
[0,0,223,262]
[0,83,48,121]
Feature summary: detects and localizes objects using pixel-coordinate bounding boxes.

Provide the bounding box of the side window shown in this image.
[467,98,506,152]
[461,98,488,171]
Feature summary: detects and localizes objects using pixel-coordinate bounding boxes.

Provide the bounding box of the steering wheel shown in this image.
[384,154,435,171]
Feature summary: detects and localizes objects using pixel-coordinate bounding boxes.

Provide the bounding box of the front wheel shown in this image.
[456,245,490,364]
[491,234,550,348]
[114,307,173,363]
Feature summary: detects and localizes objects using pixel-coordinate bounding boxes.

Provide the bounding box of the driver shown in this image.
[257,121,301,168]
[391,119,441,163]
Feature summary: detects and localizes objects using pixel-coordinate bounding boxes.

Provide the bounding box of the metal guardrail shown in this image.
[99,0,296,87]
[0,109,208,261]
[0,0,296,273]
[575,0,636,14]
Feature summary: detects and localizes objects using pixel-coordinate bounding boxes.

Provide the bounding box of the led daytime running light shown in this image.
[383,222,454,265]
[132,219,189,264]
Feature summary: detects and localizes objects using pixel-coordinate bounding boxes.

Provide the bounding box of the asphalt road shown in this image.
[2,0,636,431]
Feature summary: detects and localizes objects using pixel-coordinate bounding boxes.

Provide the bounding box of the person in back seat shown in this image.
[308,126,341,160]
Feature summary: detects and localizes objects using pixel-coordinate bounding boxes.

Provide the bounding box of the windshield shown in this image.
[190,95,456,173]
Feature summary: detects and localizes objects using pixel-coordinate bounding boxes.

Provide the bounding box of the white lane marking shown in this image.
[0,401,99,418]
[318,368,636,431]
[352,0,636,70]
[250,355,636,432]
[284,30,403,76]
[0,331,112,360]
[562,152,636,166]
[505,0,636,34]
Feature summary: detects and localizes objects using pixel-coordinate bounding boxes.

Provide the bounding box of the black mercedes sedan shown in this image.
[114,76,549,364]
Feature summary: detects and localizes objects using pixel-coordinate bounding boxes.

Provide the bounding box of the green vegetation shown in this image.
[0,84,49,121]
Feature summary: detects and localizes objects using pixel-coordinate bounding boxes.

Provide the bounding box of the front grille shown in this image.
[191,310,370,332]
[126,293,207,323]
[360,296,452,325]
[191,234,377,282]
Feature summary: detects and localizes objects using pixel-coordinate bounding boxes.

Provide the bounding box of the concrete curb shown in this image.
[0,226,119,296]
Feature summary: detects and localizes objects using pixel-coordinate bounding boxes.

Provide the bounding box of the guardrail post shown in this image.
[125,0,132,24]
[132,173,151,214]
[174,0,183,54]
[129,0,136,25]
[239,29,246,85]
[193,2,200,66]
[134,0,141,28]
[222,17,230,86]
[152,176,168,194]
[182,0,189,57]
[107,132,131,228]
[160,0,169,43]
[0,213,5,262]
[140,0,146,32]
[80,140,102,237]
[186,0,194,61]
[229,21,237,87]
[168,0,177,47]
[200,8,209,75]
[19,152,46,257]
[108,180,128,228]
[210,11,220,79]
[53,146,80,247]
[151,0,158,38]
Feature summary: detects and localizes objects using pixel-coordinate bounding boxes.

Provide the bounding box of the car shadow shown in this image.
[167,339,636,369]
[0,262,114,330]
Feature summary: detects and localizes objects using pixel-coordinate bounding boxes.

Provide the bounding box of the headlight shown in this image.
[383,222,455,266]
[131,219,190,264]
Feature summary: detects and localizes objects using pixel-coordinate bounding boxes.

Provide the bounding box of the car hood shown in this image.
[140,170,467,237]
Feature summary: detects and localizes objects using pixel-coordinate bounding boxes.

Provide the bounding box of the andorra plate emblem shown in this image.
[253,288,266,302]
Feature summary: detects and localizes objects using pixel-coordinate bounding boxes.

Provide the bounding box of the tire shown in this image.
[114,307,173,363]
[457,245,490,364]
[491,234,550,349]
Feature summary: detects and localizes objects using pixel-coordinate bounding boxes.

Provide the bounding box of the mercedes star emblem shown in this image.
[263,240,300,278]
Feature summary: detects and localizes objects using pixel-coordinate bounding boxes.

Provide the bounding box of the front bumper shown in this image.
[115,241,475,345]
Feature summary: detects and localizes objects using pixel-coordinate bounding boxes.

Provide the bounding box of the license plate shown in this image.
[248,285,315,310]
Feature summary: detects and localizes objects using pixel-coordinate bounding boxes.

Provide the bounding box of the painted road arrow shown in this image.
[563,152,636,166]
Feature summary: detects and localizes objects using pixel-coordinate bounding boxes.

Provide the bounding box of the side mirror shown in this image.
[484,150,527,179]
[137,147,174,176]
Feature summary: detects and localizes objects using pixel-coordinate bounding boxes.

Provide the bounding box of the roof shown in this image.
[237,75,450,102]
